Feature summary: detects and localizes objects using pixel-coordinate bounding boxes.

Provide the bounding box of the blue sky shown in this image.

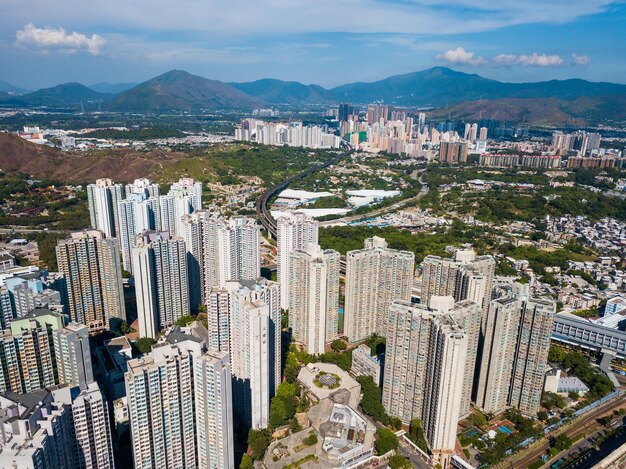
[1,0,625,89]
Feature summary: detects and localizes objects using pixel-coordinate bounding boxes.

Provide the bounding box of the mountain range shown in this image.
[1,67,625,124]
[106,70,261,111]
[89,82,138,94]
[0,80,29,95]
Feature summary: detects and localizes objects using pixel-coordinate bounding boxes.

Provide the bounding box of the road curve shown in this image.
[255,142,352,238]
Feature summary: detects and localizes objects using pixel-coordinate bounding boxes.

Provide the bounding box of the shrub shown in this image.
[303,432,318,446]
[389,455,411,468]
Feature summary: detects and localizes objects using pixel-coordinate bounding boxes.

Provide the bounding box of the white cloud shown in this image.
[493,53,517,65]
[15,23,105,55]
[2,0,618,38]
[517,53,564,66]
[572,53,591,65]
[437,50,591,68]
[436,47,486,65]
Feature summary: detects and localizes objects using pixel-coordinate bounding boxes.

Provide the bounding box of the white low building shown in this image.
[274,189,335,207]
[346,189,400,200]
[272,209,350,219]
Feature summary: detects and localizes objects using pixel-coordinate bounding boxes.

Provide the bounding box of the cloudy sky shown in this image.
[2,0,625,89]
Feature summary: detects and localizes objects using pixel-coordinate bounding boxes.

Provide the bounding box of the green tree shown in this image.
[356,376,390,424]
[331,339,347,352]
[119,321,134,334]
[239,454,254,469]
[375,428,398,455]
[269,396,295,429]
[248,428,270,460]
[551,434,572,452]
[174,315,195,327]
[470,411,488,429]
[318,350,352,371]
[276,382,300,399]
[389,417,403,431]
[284,353,302,383]
[541,391,567,410]
[548,346,614,399]
[408,419,429,453]
[135,337,156,354]
[389,455,411,468]
[303,432,318,446]
[363,333,386,356]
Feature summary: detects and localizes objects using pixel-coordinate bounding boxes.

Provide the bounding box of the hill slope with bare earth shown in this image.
[0,132,186,183]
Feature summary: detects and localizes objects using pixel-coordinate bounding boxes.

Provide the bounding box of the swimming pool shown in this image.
[497,425,514,435]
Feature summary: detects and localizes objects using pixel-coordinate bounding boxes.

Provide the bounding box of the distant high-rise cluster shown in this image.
[235,119,341,148]
[552,130,601,156]
[479,153,562,169]
[336,105,490,158]
[338,103,358,122]
[438,141,468,163]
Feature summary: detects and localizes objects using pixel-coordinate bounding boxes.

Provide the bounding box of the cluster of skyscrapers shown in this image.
[0,176,274,467]
[551,130,602,156]
[338,103,488,159]
[381,249,555,467]
[235,119,341,149]
[84,177,281,465]
[0,173,560,469]
[275,212,557,468]
[125,331,234,468]
[0,308,115,468]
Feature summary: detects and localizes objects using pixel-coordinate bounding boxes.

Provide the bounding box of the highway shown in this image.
[498,394,626,469]
[255,142,352,238]
[255,147,430,240]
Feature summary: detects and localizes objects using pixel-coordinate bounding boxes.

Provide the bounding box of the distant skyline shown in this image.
[2,0,625,89]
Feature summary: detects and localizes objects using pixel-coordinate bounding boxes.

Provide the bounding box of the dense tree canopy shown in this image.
[374,428,398,455]
[356,375,390,425]
[549,347,614,399]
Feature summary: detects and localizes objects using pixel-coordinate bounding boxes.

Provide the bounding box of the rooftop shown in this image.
[278,189,334,200]
[298,363,361,408]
